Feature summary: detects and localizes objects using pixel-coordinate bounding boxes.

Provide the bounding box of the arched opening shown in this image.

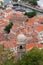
[20,45,23,49]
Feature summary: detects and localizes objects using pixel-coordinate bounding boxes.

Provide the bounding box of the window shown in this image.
[20,45,23,49]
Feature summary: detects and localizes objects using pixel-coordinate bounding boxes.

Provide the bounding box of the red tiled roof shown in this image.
[26,43,37,51]
[38,44,43,49]
[0,8,43,52]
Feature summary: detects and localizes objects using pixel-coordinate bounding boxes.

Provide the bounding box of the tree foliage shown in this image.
[29,0,37,5]
[24,11,36,18]
[16,48,43,65]
[0,44,15,65]
[21,0,37,5]
[0,45,43,65]
[4,22,13,34]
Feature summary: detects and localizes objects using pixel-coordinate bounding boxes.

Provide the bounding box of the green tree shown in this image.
[0,1,3,6]
[21,0,37,5]
[16,48,43,65]
[4,22,13,34]
[29,0,37,5]
[0,44,15,65]
[24,11,36,18]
